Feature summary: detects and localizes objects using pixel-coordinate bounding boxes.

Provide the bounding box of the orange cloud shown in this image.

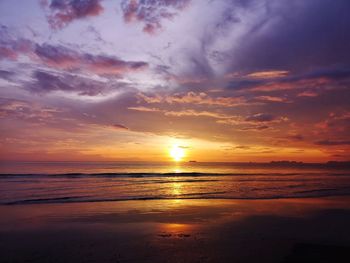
[127,106,161,112]
[164,110,232,119]
[297,90,319,97]
[138,92,247,107]
[254,96,290,103]
[247,70,289,79]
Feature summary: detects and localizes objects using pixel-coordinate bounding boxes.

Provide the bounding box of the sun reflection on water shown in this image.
[173,167,182,174]
[171,181,183,196]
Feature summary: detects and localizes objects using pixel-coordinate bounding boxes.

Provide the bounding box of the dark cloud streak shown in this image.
[316,140,350,146]
[34,43,148,75]
[29,70,118,96]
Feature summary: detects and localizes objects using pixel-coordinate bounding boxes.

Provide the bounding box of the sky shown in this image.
[0,0,349,162]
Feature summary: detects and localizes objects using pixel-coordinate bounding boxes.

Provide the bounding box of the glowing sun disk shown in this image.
[170,145,185,162]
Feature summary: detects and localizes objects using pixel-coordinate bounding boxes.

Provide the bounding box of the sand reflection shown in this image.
[158,223,194,237]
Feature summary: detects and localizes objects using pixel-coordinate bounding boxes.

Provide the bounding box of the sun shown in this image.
[169,145,185,162]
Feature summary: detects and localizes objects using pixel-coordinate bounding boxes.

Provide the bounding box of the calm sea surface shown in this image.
[1,161,350,204]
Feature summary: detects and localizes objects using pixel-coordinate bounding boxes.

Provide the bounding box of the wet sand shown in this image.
[1,197,350,262]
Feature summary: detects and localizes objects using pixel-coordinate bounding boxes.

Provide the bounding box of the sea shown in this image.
[1,161,350,205]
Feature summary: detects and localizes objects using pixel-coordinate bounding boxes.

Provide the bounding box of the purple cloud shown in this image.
[0,47,17,60]
[0,26,33,61]
[35,43,79,68]
[0,70,14,80]
[34,43,148,75]
[121,0,191,34]
[29,70,117,96]
[228,0,350,73]
[42,0,104,29]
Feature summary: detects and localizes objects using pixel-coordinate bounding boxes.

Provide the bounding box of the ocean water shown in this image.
[1,161,350,205]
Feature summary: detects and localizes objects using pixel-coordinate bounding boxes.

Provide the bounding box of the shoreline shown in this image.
[3,194,350,206]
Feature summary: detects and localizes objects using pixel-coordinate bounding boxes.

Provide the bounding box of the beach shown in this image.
[1,162,350,262]
[1,197,350,263]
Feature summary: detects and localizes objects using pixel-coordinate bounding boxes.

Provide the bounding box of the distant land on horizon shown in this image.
[1,160,350,168]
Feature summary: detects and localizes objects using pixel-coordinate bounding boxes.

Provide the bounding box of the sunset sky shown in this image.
[0,0,349,162]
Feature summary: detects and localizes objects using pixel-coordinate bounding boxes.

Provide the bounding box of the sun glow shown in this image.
[169,145,185,162]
